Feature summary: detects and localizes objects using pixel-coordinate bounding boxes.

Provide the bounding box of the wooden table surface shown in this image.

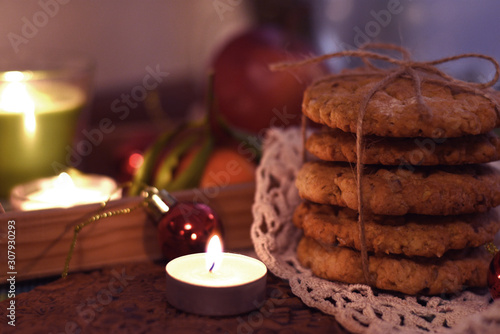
[0,260,350,333]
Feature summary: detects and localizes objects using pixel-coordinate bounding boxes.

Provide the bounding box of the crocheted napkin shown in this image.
[251,127,500,334]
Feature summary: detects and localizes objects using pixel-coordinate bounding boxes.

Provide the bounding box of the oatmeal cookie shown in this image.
[302,69,500,138]
[293,201,500,257]
[297,236,491,295]
[306,128,500,165]
[295,161,500,215]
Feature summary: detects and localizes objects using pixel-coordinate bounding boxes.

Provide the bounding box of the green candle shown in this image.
[0,71,86,197]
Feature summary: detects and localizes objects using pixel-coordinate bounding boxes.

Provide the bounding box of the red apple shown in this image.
[212,26,326,134]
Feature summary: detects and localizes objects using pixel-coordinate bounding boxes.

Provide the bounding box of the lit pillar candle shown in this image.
[0,68,91,197]
[165,235,267,316]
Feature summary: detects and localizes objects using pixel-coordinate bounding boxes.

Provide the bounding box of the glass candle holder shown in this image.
[0,53,95,197]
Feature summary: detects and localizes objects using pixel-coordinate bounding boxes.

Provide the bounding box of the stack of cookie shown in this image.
[294,69,500,295]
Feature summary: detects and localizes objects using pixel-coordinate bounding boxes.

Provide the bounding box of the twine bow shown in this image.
[272,43,500,285]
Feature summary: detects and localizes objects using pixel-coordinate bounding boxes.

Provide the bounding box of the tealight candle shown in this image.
[165,235,267,316]
[9,171,120,211]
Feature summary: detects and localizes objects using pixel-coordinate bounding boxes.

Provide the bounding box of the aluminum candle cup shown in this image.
[165,252,267,316]
[0,53,94,197]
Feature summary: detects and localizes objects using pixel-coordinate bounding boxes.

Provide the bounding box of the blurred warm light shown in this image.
[0,74,37,136]
[128,152,144,170]
[55,172,76,190]
[53,172,77,206]
[3,71,27,81]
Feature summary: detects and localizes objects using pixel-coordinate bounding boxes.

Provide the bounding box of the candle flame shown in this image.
[53,173,78,208]
[0,71,36,136]
[206,235,223,273]
[54,172,76,191]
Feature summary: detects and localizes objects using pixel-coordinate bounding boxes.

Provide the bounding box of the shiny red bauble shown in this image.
[157,201,222,260]
[488,251,500,299]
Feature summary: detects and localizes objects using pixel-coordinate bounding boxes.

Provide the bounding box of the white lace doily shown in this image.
[251,127,500,334]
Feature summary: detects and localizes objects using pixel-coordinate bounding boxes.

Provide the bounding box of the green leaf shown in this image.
[152,132,200,190]
[129,129,177,195]
[164,135,214,192]
[128,119,206,195]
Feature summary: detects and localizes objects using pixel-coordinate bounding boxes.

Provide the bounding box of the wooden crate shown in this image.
[0,182,255,282]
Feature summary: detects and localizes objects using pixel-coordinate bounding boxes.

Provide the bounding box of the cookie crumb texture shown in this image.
[303,72,500,138]
[293,202,500,258]
[297,237,491,295]
[306,129,500,165]
[296,161,500,216]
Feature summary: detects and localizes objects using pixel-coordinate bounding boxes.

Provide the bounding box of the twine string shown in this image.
[272,43,500,286]
[356,68,407,283]
[271,47,500,94]
[358,43,411,69]
[301,113,308,162]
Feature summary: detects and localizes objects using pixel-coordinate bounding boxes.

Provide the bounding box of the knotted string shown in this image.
[272,43,500,285]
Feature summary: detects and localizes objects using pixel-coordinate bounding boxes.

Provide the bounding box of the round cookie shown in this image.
[295,161,500,216]
[296,236,491,295]
[306,128,500,165]
[302,69,500,138]
[293,202,500,257]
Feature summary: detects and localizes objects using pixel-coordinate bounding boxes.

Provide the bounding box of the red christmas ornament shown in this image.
[488,251,500,299]
[144,188,222,260]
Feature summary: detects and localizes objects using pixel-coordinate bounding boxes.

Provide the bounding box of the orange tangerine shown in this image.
[199,148,256,188]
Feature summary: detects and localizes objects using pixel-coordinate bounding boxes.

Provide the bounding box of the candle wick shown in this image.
[209,262,215,272]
